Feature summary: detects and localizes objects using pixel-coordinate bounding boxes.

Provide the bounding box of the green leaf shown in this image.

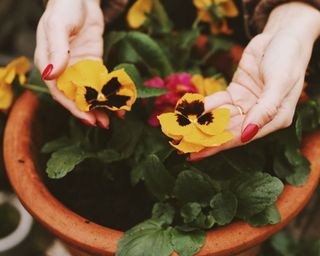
[108,119,144,159]
[273,155,292,179]
[152,202,175,225]
[41,137,71,153]
[232,172,284,219]
[116,220,173,256]
[170,229,205,256]
[210,191,237,226]
[126,31,174,77]
[69,118,84,143]
[270,231,296,256]
[114,63,168,98]
[285,164,310,186]
[95,149,122,163]
[247,204,281,227]
[180,202,202,224]
[46,145,90,179]
[152,0,173,33]
[208,36,233,53]
[192,212,215,229]
[104,31,126,59]
[131,162,146,186]
[174,170,216,206]
[143,154,175,201]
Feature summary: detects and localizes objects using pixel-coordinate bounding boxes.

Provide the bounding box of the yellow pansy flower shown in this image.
[57,60,137,112]
[192,74,227,96]
[0,57,30,111]
[193,0,238,34]
[158,93,233,153]
[127,0,153,29]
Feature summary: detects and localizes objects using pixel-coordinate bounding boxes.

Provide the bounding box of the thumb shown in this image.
[42,21,70,80]
[241,87,283,143]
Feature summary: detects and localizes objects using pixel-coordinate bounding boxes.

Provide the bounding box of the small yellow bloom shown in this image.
[127,0,153,29]
[193,0,238,34]
[3,57,30,85]
[158,93,233,153]
[0,57,30,112]
[57,60,137,112]
[192,74,227,96]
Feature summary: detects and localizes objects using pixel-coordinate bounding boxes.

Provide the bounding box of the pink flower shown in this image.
[144,73,198,126]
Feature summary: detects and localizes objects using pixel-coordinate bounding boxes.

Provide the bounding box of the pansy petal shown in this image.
[201,130,233,147]
[193,0,212,9]
[75,86,91,112]
[191,75,206,95]
[204,77,227,95]
[158,112,192,137]
[57,68,78,100]
[127,0,153,29]
[0,83,14,111]
[70,60,108,87]
[221,0,238,17]
[196,108,230,135]
[170,139,205,153]
[175,93,205,117]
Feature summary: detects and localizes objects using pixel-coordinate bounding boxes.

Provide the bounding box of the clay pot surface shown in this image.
[4,91,320,256]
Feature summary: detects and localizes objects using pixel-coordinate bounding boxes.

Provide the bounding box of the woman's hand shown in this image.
[190,2,320,161]
[34,0,110,128]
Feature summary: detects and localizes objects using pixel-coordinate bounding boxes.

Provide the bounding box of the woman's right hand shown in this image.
[34,0,110,128]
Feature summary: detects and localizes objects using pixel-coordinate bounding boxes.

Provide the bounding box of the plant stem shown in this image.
[23,83,50,94]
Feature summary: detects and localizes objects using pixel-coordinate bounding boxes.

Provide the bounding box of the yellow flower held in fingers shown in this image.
[57,60,137,112]
[158,93,233,153]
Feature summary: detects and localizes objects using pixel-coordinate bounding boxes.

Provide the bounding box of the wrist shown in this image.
[263,2,320,43]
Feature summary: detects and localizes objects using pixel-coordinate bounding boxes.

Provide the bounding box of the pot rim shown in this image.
[4,91,320,256]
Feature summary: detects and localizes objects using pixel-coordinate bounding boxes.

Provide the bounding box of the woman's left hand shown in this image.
[190,2,320,161]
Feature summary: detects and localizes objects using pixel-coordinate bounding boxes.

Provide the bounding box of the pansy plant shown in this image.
[158,93,233,153]
[57,60,137,112]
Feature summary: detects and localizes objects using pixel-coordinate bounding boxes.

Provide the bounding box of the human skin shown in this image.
[35,1,320,147]
[34,0,111,128]
[190,2,320,160]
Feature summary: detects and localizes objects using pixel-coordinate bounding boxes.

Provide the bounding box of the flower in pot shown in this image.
[4,1,320,256]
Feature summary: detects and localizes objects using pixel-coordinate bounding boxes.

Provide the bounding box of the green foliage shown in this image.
[114,63,168,98]
[210,191,237,226]
[170,229,205,256]
[126,32,174,77]
[248,204,281,227]
[116,220,174,256]
[143,154,175,201]
[174,170,216,206]
[46,145,91,179]
[232,172,284,219]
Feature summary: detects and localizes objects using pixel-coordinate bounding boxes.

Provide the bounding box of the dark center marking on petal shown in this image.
[198,112,214,125]
[176,100,204,117]
[85,86,98,103]
[89,94,131,110]
[102,77,122,97]
[176,114,191,126]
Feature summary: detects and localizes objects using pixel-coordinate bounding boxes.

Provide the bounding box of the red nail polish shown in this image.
[41,64,53,80]
[80,119,96,127]
[241,123,259,143]
[97,120,108,129]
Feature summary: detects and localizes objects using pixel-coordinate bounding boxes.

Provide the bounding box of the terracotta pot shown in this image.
[4,91,320,256]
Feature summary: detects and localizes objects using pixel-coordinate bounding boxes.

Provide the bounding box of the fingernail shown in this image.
[41,64,53,80]
[80,119,96,127]
[241,123,259,143]
[97,120,108,129]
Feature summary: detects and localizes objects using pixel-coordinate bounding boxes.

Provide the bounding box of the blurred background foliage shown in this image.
[0,0,43,65]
